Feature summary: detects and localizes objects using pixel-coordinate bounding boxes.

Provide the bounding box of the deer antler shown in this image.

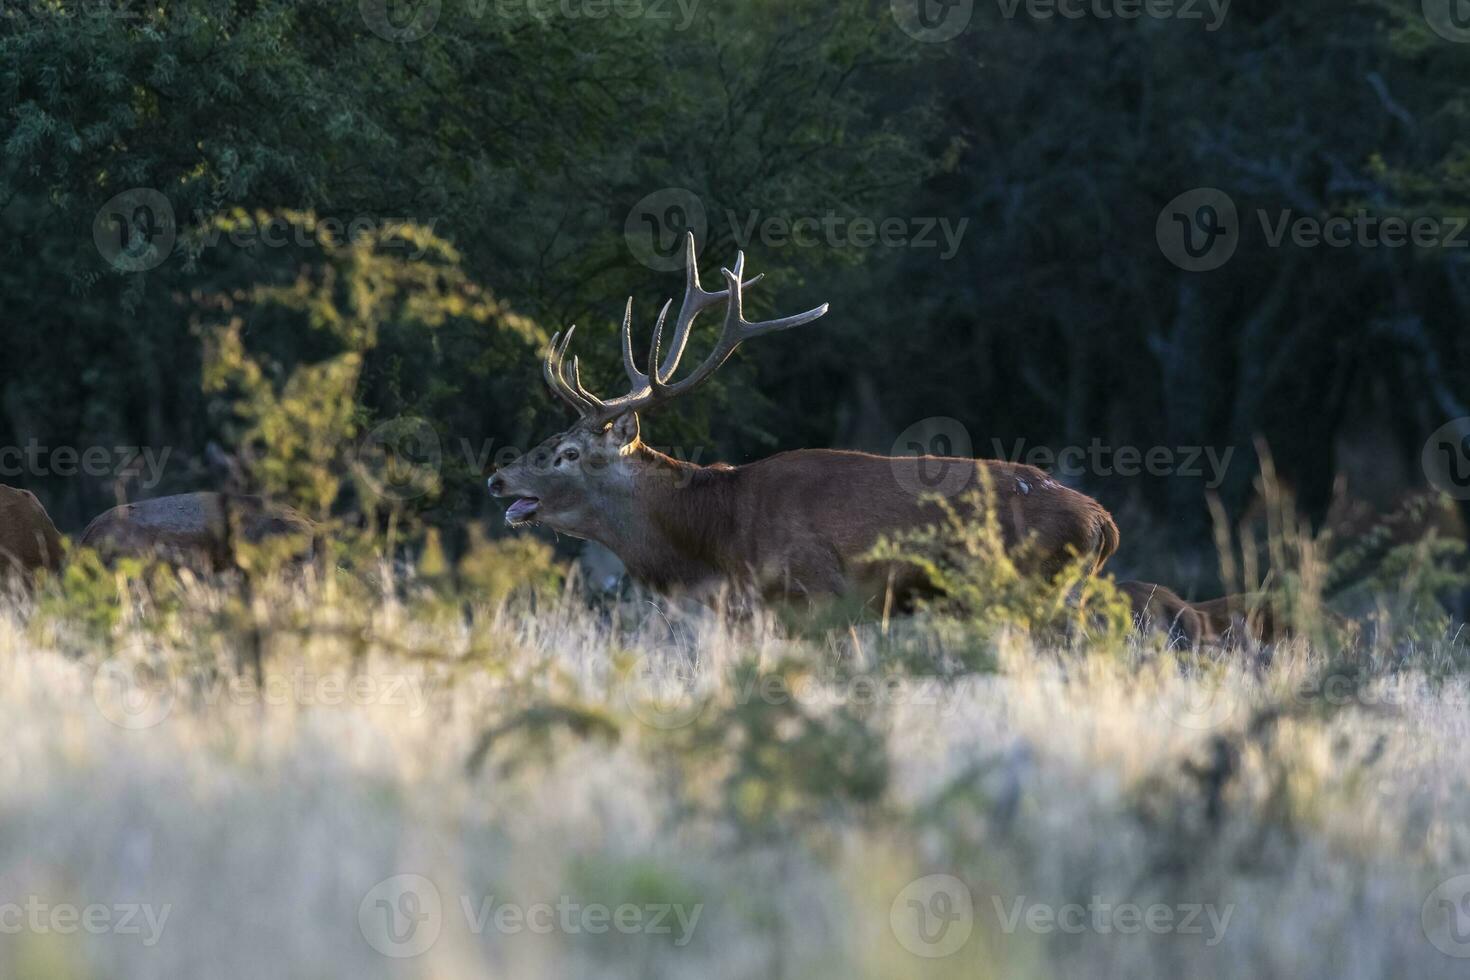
[543,233,829,425]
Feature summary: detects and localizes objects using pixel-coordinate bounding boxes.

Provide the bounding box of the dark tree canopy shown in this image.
[2,0,1466,586]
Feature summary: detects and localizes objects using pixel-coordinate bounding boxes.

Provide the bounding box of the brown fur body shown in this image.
[80,492,314,572]
[1119,580,1279,646]
[0,485,63,580]
[492,418,1119,603]
[633,449,1117,597]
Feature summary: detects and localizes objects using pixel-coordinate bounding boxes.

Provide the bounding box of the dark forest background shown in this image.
[2,0,1468,592]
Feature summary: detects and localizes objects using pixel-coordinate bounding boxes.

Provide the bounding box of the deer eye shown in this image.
[558,449,579,464]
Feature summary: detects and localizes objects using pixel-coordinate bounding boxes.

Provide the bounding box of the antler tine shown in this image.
[565,355,606,415]
[543,329,578,411]
[646,299,672,389]
[546,307,661,425]
[540,239,828,425]
[649,252,828,403]
[619,297,649,389]
[737,296,830,339]
[541,326,600,418]
[723,251,829,339]
[542,329,562,395]
[655,232,764,385]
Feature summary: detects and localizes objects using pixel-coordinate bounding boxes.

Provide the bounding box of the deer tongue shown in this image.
[505,497,540,524]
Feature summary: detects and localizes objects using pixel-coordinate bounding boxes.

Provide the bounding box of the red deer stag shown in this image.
[488,234,1119,602]
[0,485,63,582]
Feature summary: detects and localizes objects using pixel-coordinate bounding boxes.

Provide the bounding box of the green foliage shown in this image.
[33,546,131,637]
[1324,493,1470,641]
[564,855,706,927]
[465,703,622,778]
[683,656,890,838]
[32,544,194,641]
[866,484,1134,660]
[193,210,532,521]
[1,0,929,529]
[456,526,565,606]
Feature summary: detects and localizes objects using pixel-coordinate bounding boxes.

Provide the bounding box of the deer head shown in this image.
[487,233,828,541]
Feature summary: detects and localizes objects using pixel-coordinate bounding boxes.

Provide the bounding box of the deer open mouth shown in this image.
[504,497,541,526]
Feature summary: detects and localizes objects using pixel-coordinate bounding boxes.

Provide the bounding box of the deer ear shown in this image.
[605,413,639,446]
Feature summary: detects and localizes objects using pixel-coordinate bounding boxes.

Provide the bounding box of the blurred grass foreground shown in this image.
[2,527,1469,979]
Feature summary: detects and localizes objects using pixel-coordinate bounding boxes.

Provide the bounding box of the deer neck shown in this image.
[596,445,739,589]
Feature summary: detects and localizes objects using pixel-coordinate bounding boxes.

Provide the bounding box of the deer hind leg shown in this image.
[761,543,850,602]
[1118,581,1206,648]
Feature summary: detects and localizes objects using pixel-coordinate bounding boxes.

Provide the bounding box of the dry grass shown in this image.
[0,562,1468,979]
